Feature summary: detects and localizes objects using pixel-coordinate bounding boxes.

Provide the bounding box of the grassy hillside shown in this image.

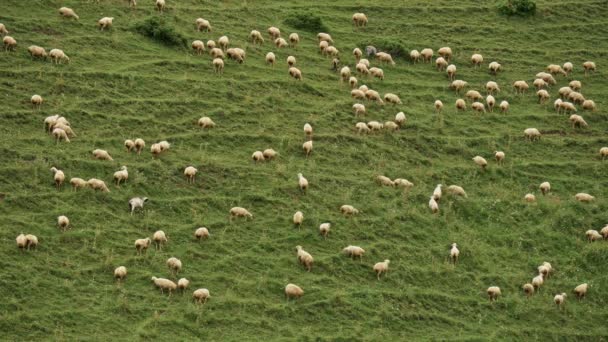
[1,0,607,340]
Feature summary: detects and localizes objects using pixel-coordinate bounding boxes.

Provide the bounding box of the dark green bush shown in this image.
[361,39,407,58]
[133,17,187,48]
[284,12,328,33]
[498,0,536,16]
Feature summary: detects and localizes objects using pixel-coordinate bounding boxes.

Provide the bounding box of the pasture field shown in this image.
[0,0,607,340]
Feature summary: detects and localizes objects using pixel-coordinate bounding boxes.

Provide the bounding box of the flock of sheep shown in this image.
[5,0,603,309]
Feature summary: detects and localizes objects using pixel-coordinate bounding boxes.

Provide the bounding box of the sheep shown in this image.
[24,234,38,250]
[600,147,608,160]
[431,184,443,201]
[352,103,366,117]
[193,288,210,304]
[352,13,368,27]
[353,48,362,61]
[367,121,383,131]
[251,151,265,163]
[50,167,65,190]
[568,91,586,104]
[340,205,359,216]
[436,57,448,71]
[486,81,500,94]
[473,156,488,169]
[302,141,313,157]
[447,185,467,198]
[538,265,550,279]
[177,278,190,292]
[537,89,550,104]
[384,93,401,105]
[472,102,486,113]
[554,293,567,309]
[111,166,128,186]
[437,47,452,61]
[3,36,16,51]
[87,178,110,192]
[430,100,443,115]
[297,173,309,192]
[289,67,302,80]
[127,0,137,7]
[365,45,376,57]
[429,196,439,213]
[366,90,384,104]
[536,72,556,85]
[525,193,536,202]
[586,230,602,242]
[450,243,460,264]
[275,37,288,48]
[128,197,148,215]
[217,36,229,51]
[416,48,432,62]
[70,177,87,190]
[486,95,496,112]
[226,48,246,63]
[471,53,483,67]
[191,40,205,55]
[359,58,370,68]
[292,211,304,228]
[538,181,551,195]
[575,193,595,203]
[488,61,501,74]
[569,114,588,128]
[455,99,466,111]
[57,215,70,232]
[523,283,534,298]
[263,149,277,160]
[97,17,114,31]
[343,245,365,260]
[533,78,548,90]
[487,286,501,302]
[196,18,211,32]
[582,61,596,75]
[210,48,224,59]
[286,55,296,68]
[600,225,608,239]
[358,84,369,92]
[155,0,165,12]
[303,123,313,138]
[573,283,588,300]
[541,262,553,277]
[558,87,572,100]
[166,257,182,275]
[582,100,596,111]
[206,40,216,50]
[375,52,395,65]
[268,26,281,39]
[263,52,276,66]
[59,7,79,20]
[135,237,151,255]
[0,23,7,36]
[16,234,27,249]
[194,227,210,240]
[394,179,413,189]
[410,50,421,63]
[31,95,43,110]
[324,46,339,57]
[319,40,329,53]
[369,67,384,80]
[563,62,573,75]
[295,245,313,272]
[52,128,70,143]
[395,112,406,126]
[465,90,482,102]
[124,139,135,152]
[377,175,394,187]
[319,222,330,238]
[373,260,390,280]
[446,64,456,81]
[197,116,216,129]
[128,139,143,155]
[547,64,566,76]
[351,89,366,100]
[339,66,351,82]
[230,207,253,220]
[28,45,47,60]
[114,266,127,281]
[356,62,370,76]
[285,284,303,300]
[559,101,577,114]
[513,81,529,94]
[151,230,168,250]
[288,32,300,47]
[524,128,541,141]
[151,277,177,295]
[355,122,370,134]
[495,151,505,164]
[184,166,198,184]
[450,80,468,93]
[92,149,113,161]
[213,58,224,74]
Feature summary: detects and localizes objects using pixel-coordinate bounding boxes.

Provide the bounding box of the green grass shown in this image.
[1,0,607,340]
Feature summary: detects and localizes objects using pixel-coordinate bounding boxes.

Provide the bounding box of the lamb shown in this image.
[384,93,401,105]
[275,37,288,48]
[369,67,384,80]
[287,55,296,67]
[293,211,303,228]
[353,48,362,61]
[166,257,182,275]
[198,116,215,128]
[134,237,151,255]
[128,197,148,215]
[297,173,308,191]
[133,138,145,154]
[0,23,7,36]
[92,149,113,161]
[533,78,548,90]
[563,62,573,75]
[230,207,253,220]
[268,26,281,39]
[114,266,127,281]
[265,52,276,66]
[488,61,501,74]
[486,81,500,94]
[206,40,216,50]
[319,223,330,238]
[352,13,368,27]
[28,45,47,59]
[495,151,505,163]
[586,230,602,242]
[410,50,421,63]
[340,205,359,215]
[343,245,365,260]
[87,178,110,192]
[486,95,495,112]
[554,293,567,309]
[429,196,439,213]
[289,67,302,80]
[355,122,370,134]
[302,141,313,157]
[31,95,43,109]
[196,18,211,32]
[191,40,205,55]
[353,103,366,116]
[295,245,313,271]
[288,33,299,47]
[513,81,529,94]
[373,260,390,280]
[395,112,406,126]
[525,193,536,202]
[194,227,210,240]
[473,156,488,169]
[59,7,79,20]
[573,283,588,299]
[582,100,596,111]
[524,128,541,141]
[50,167,65,189]
[57,215,70,232]
[450,243,460,264]
[436,57,448,71]
[600,147,608,160]
[447,185,467,198]
[377,176,394,187]
[70,177,87,190]
[569,114,587,128]
[446,64,456,81]
[177,278,190,291]
[16,234,27,249]
[582,61,596,75]
[213,58,224,74]
[263,149,277,160]
[450,80,468,93]
[97,17,114,31]
[210,48,224,59]
[3,36,16,51]
[155,0,165,12]
[385,121,399,131]
[184,166,198,183]
[455,99,466,111]
[285,284,303,300]
[193,288,210,304]
[217,36,229,51]
[437,47,452,61]
[487,286,501,302]
[365,90,383,104]
[523,283,534,298]
[537,89,550,104]
[375,52,395,65]
[539,181,550,195]
[52,128,70,143]
[471,102,486,113]
[151,277,177,295]
[112,166,128,186]
[471,53,483,67]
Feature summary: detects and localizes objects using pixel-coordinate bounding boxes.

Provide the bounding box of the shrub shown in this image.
[284,12,328,33]
[133,17,187,48]
[361,39,406,58]
[498,0,536,16]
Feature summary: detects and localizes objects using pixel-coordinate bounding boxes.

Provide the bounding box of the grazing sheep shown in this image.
[395,112,406,126]
[230,207,253,220]
[177,278,190,291]
[252,151,264,163]
[287,55,296,67]
[151,277,177,295]
[92,149,113,161]
[394,178,413,189]
[128,197,148,215]
[263,149,277,160]
[184,166,198,183]
[353,48,362,61]
[471,53,483,67]
[133,138,145,154]
[213,58,224,74]
[191,40,205,55]
[59,7,79,20]
[538,265,550,279]
[196,18,211,32]
[450,80,468,93]
[304,123,313,137]
[295,245,313,272]
[319,222,330,238]
[210,48,224,59]
[573,283,588,300]
[525,193,536,202]
[268,26,281,39]
[487,286,501,302]
[206,40,216,50]
[429,196,439,213]
[289,33,299,47]
[446,64,456,81]
[57,215,70,232]
[365,90,384,104]
[289,67,302,80]
[472,102,486,113]
[194,227,210,240]
[447,185,467,198]
[31,95,43,109]
[70,177,87,190]
[292,211,304,228]
[575,193,595,202]
[226,48,246,63]
[488,61,501,74]
[351,89,366,100]
[3,36,16,51]
[114,266,127,281]
[539,182,550,195]
[377,176,394,187]
[198,116,215,129]
[537,89,550,104]
[355,122,370,134]
[486,81,500,94]
[349,76,358,88]
[563,62,573,75]
[265,52,276,66]
[465,90,483,102]
[450,243,460,264]
[0,23,8,36]
[569,114,588,128]
[455,99,466,111]
[340,66,351,81]
[356,62,370,76]
[358,84,369,92]
[340,205,359,216]
[582,61,596,75]
[437,47,452,61]
[524,128,541,141]
[302,141,313,157]
[87,178,110,192]
[421,48,433,62]
[217,36,229,51]
[50,167,65,189]
[559,101,577,114]
[135,237,151,255]
[249,30,264,44]
[193,288,210,304]
[369,67,384,80]
[384,93,401,105]
[166,257,182,275]
[155,0,165,12]
[153,230,168,250]
[533,78,548,90]
[125,139,135,152]
[432,100,444,114]
[367,121,383,131]
[495,151,505,163]
[373,260,390,280]
[28,45,47,60]
[113,166,128,186]
[16,234,27,249]
[582,100,596,111]
[486,95,496,112]
[586,230,602,242]
[473,156,488,169]
[599,147,608,160]
[547,64,566,76]
[343,245,365,260]
[319,41,329,53]
[513,81,529,94]
[436,57,448,71]
[352,13,368,27]
[554,293,567,309]
[498,101,508,113]
[353,103,366,116]
[285,284,303,300]
[432,184,443,201]
[536,72,556,85]
[97,17,114,31]
[375,52,395,65]
[275,37,288,48]
[52,128,70,143]
[523,283,534,298]
[410,50,421,63]
[298,173,308,191]
[324,46,339,57]
[24,234,38,250]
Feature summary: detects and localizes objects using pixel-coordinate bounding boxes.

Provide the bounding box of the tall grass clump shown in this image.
[133,16,187,48]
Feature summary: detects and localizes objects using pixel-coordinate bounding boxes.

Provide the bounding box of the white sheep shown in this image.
[432,184,442,201]
[525,193,536,202]
[70,177,87,190]
[583,61,596,75]
[393,179,413,189]
[194,227,210,240]
[437,47,452,61]
[369,67,384,80]
[377,176,394,187]
[434,100,443,114]
[16,234,27,250]
[177,278,190,291]
[196,18,211,32]
[559,101,577,114]
[265,52,276,66]
[154,230,168,250]
[367,121,383,131]
[213,58,224,74]
[206,40,216,50]
[536,72,556,85]
[436,57,447,71]
[421,48,433,62]
[230,207,253,220]
[31,95,43,109]
[285,284,303,300]
[25,234,38,250]
[113,166,128,186]
[3,36,16,51]
[537,89,550,104]
[513,81,529,94]
[486,95,496,112]
[353,48,362,61]
[128,197,148,215]
[569,114,588,128]
[184,166,198,183]
[114,266,127,281]
[487,286,501,302]
[155,0,165,12]
[523,283,534,298]
[87,178,110,192]
[365,90,384,104]
[586,230,602,242]
[349,76,358,88]
[573,283,588,299]
[287,55,296,67]
[355,122,370,134]
[488,61,501,74]
[340,205,359,216]
[524,128,541,141]
[343,245,365,260]
[275,37,288,48]
[429,196,439,213]
[352,13,368,27]
[192,40,205,55]
[599,147,608,160]
[353,103,366,116]
[554,293,567,309]
[124,139,135,152]
[539,182,550,195]
[395,112,406,126]
[375,52,395,65]
[471,53,483,67]
[447,185,467,198]
[499,101,509,113]
[473,156,488,169]
[57,215,70,232]
[166,257,182,275]
[472,102,486,113]
[450,243,459,264]
[50,167,65,189]
[302,141,313,158]
[288,33,299,47]
[295,245,313,271]
[268,26,281,39]
[97,17,114,31]
[135,237,151,255]
[0,23,8,36]
[210,47,224,59]
[293,211,303,228]
[486,81,500,94]
[455,99,466,111]
[582,100,596,111]
[533,78,548,90]
[217,36,229,51]
[384,93,401,105]
[410,50,421,63]
[151,277,177,295]
[49,49,69,64]
[446,64,456,81]
[198,117,215,129]
[450,80,467,93]
[28,45,48,60]
[93,149,113,161]
[563,62,573,75]
[297,173,308,191]
[317,32,332,43]
[193,288,210,304]
[495,151,505,163]
[373,260,390,279]
[289,67,302,80]
[52,128,70,143]
[262,149,277,160]
[319,222,330,238]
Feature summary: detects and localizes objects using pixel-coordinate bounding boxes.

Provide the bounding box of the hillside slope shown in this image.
[1,0,607,340]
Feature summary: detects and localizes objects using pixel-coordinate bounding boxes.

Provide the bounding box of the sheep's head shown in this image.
[143,197,149,203]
